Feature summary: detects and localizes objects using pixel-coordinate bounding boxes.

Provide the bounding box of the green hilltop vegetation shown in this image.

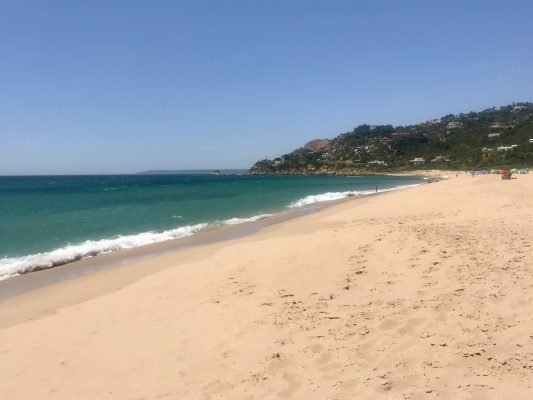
[250,102,533,174]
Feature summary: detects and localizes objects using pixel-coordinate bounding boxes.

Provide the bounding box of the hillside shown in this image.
[250,102,533,174]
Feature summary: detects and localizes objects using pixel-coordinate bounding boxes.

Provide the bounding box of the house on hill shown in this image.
[431,155,451,163]
[489,122,514,129]
[366,160,387,167]
[409,157,425,166]
[447,121,463,129]
[273,158,285,166]
[497,145,518,151]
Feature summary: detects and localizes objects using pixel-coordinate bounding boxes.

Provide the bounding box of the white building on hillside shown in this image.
[366,160,387,167]
[447,121,463,129]
[409,157,425,166]
[497,145,518,151]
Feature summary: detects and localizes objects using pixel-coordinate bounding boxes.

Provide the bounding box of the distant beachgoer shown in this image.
[375,185,378,193]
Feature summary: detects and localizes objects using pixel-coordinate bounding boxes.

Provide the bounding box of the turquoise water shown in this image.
[0,174,424,277]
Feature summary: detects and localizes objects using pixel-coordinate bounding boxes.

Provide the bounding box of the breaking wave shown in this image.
[0,223,208,279]
[222,214,273,225]
[0,183,421,280]
[288,184,421,208]
[0,212,277,280]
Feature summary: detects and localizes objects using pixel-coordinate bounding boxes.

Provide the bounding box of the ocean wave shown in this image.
[0,184,421,280]
[288,191,370,208]
[0,223,208,279]
[0,213,276,280]
[288,184,421,208]
[222,214,273,225]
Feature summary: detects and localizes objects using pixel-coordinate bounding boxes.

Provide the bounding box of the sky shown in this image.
[1,0,532,175]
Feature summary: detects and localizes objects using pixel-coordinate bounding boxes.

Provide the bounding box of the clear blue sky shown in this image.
[1,0,532,174]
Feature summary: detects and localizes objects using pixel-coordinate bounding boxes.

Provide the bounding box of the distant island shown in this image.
[250,102,533,174]
[138,169,248,175]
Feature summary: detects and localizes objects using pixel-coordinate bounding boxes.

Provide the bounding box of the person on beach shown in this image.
[375,185,378,192]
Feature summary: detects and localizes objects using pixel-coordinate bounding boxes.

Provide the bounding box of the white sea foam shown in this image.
[223,214,273,225]
[288,191,370,208]
[0,223,208,279]
[0,213,276,280]
[288,184,422,208]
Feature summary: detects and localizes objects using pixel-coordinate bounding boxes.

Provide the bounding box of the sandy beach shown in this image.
[1,173,532,399]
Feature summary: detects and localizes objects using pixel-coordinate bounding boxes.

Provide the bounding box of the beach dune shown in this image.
[1,173,533,399]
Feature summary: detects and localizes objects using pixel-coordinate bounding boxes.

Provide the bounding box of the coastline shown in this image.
[0,181,422,319]
[0,183,404,330]
[2,172,532,399]
[0,201,320,301]
[0,177,424,286]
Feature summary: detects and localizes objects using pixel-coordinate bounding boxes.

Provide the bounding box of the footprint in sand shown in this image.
[378,319,399,330]
[315,352,333,365]
[308,343,323,353]
[277,377,302,398]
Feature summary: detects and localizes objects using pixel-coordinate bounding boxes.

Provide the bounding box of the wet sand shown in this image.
[1,173,532,399]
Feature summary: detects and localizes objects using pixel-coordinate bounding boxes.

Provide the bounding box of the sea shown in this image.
[0,174,424,279]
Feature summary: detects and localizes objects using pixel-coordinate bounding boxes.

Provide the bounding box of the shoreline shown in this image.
[0,179,424,297]
[0,203,316,301]
[3,172,530,398]
[0,183,401,330]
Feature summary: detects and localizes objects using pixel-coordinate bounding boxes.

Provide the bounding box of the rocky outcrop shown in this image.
[303,139,331,152]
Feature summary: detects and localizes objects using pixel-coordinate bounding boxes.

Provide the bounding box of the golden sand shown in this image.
[1,173,532,399]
